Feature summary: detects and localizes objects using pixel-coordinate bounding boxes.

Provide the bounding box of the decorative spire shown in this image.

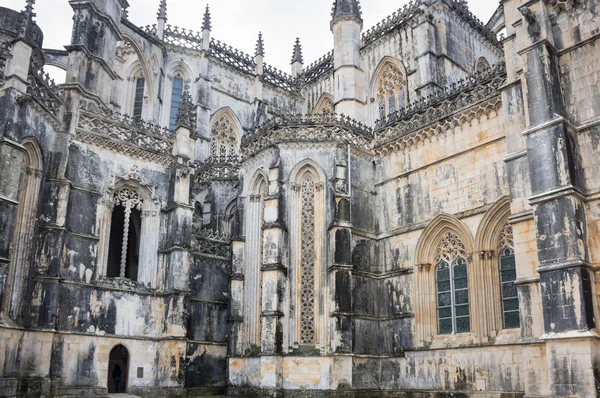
[18,0,36,41]
[176,84,197,131]
[157,0,167,20]
[291,38,303,64]
[202,4,212,31]
[331,0,363,26]
[255,32,265,57]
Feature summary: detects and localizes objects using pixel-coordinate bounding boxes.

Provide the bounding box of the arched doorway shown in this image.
[108,344,129,393]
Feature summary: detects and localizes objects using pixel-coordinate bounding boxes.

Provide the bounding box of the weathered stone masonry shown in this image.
[1,0,600,396]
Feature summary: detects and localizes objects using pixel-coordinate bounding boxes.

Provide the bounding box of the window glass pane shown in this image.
[504,311,520,329]
[502,283,518,298]
[388,93,396,114]
[500,253,516,270]
[439,318,453,335]
[437,267,450,281]
[438,292,451,307]
[398,90,405,111]
[454,289,469,305]
[454,277,468,290]
[503,297,519,311]
[455,304,469,317]
[437,280,451,292]
[133,77,145,119]
[456,316,470,333]
[438,307,452,319]
[499,249,520,329]
[169,77,184,131]
[453,261,467,277]
[501,269,517,282]
[378,96,386,120]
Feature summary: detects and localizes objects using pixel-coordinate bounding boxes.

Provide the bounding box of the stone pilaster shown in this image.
[260,162,287,355]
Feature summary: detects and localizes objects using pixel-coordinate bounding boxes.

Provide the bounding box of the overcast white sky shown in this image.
[0,0,499,79]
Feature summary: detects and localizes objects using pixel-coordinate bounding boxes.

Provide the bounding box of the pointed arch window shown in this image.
[133,72,145,120]
[169,74,184,131]
[313,96,334,117]
[498,224,520,329]
[436,232,470,335]
[210,111,239,162]
[107,187,143,280]
[376,62,407,120]
[476,57,491,74]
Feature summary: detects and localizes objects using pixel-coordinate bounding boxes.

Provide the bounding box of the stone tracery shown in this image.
[376,62,407,120]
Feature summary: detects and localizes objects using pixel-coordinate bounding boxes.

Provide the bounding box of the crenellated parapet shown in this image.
[77,99,175,164]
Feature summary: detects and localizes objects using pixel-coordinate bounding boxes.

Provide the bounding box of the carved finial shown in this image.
[202,4,212,31]
[176,84,197,131]
[157,0,167,20]
[331,0,363,27]
[255,32,265,57]
[18,0,36,41]
[291,37,303,64]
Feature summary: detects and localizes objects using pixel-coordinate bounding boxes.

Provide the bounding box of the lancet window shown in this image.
[169,74,184,131]
[133,72,145,120]
[210,111,239,162]
[498,224,520,329]
[436,232,470,335]
[107,187,142,280]
[376,62,407,120]
[299,173,318,345]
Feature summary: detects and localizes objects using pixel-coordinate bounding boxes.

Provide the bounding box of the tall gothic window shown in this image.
[436,232,470,335]
[376,62,407,120]
[169,75,184,131]
[299,172,317,344]
[107,188,142,280]
[498,224,520,329]
[133,73,145,120]
[210,111,239,162]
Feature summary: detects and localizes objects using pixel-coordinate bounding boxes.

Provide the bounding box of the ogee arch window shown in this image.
[436,232,470,335]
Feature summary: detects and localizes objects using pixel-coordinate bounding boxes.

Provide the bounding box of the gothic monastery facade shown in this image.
[1,0,600,396]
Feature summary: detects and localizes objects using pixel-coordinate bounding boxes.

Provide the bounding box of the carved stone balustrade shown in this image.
[76,99,175,165]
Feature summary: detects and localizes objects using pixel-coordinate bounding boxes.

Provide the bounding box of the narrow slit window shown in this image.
[169,76,184,131]
[133,75,145,120]
[498,224,520,329]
